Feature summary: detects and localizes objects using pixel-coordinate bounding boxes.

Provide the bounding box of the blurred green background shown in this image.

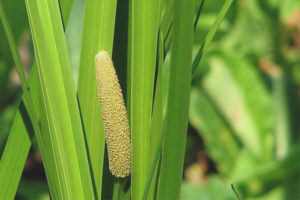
[1,0,300,199]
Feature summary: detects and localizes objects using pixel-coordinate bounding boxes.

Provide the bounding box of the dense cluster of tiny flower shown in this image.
[95,51,131,177]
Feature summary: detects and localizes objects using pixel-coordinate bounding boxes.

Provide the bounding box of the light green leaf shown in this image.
[129,0,160,198]
[201,54,273,160]
[189,87,241,175]
[25,0,94,198]
[77,0,117,198]
[0,0,74,198]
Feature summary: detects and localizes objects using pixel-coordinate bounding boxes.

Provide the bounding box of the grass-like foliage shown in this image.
[4,0,300,199]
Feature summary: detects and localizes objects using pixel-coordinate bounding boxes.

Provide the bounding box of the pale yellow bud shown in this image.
[95,51,131,177]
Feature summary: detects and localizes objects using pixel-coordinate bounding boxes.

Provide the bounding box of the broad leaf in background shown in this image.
[199,53,273,160]
[273,0,300,20]
[234,146,300,198]
[181,176,236,200]
[189,87,241,175]
[221,0,275,59]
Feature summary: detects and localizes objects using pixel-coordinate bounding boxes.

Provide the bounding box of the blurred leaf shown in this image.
[194,14,230,44]
[229,150,260,182]
[17,180,49,199]
[0,60,12,109]
[192,0,234,74]
[181,176,236,200]
[221,0,275,59]
[279,0,300,21]
[189,87,241,175]
[235,146,300,198]
[201,53,273,160]
[0,104,16,154]
[0,0,28,63]
[0,0,29,109]
[273,73,292,158]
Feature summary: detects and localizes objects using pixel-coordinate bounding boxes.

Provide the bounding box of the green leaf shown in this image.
[181,177,237,200]
[157,0,195,198]
[0,104,16,153]
[0,1,41,198]
[0,1,40,142]
[17,180,50,199]
[146,31,164,200]
[192,0,233,74]
[235,146,300,197]
[160,0,174,53]
[189,87,241,175]
[142,31,164,200]
[273,73,292,158]
[25,0,94,198]
[78,0,116,198]
[129,0,160,198]
[0,0,28,65]
[221,0,275,59]
[279,0,300,21]
[0,0,74,198]
[200,53,273,160]
[0,69,37,199]
[77,0,117,198]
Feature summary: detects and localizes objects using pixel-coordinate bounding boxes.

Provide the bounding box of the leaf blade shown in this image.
[157,0,195,198]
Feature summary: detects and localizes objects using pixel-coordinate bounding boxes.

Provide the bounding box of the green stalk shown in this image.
[157,0,195,198]
[77,0,117,198]
[129,0,160,199]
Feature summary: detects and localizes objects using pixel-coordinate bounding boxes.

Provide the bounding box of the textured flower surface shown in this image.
[95,51,131,177]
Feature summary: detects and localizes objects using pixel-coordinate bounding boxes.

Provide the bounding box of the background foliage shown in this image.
[0,0,300,199]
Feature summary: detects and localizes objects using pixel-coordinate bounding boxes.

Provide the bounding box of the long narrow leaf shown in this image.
[0,1,39,198]
[129,0,160,198]
[77,0,117,198]
[0,0,74,198]
[147,31,164,200]
[192,0,233,74]
[25,0,94,198]
[157,0,195,198]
